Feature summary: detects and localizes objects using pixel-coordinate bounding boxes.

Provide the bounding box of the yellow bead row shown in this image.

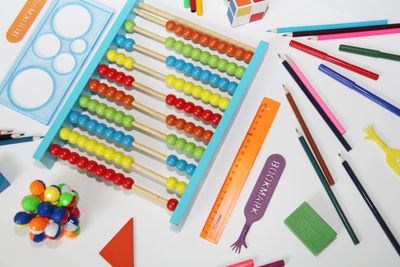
[59,127,134,169]
[165,74,230,110]
[106,49,135,69]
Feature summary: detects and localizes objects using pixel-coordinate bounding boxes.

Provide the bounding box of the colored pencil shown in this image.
[285,23,400,37]
[283,84,335,185]
[190,0,196,12]
[0,133,24,141]
[319,64,400,117]
[259,259,285,267]
[286,54,345,135]
[339,45,400,62]
[184,0,190,8]
[196,0,203,16]
[296,129,359,245]
[0,130,13,135]
[289,40,379,80]
[311,28,400,41]
[279,54,352,151]
[339,154,400,256]
[0,136,42,146]
[266,20,388,33]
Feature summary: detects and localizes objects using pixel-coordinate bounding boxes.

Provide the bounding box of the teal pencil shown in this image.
[339,44,400,62]
[0,136,42,146]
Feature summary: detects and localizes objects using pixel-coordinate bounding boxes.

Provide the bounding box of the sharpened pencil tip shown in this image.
[282,84,289,94]
[296,128,302,137]
[285,54,293,62]
[277,53,285,62]
[339,154,345,163]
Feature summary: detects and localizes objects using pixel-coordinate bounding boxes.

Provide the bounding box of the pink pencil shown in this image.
[0,130,13,135]
[311,28,400,41]
[286,54,345,134]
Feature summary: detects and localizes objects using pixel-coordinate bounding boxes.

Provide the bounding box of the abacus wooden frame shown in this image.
[33,0,268,230]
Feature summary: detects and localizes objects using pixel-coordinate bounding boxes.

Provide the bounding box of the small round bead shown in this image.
[226,44,236,57]
[200,89,212,102]
[104,128,116,139]
[166,55,177,67]
[86,161,97,173]
[200,52,210,64]
[234,47,245,60]
[175,118,186,130]
[217,59,228,72]
[183,62,194,75]
[68,131,80,144]
[176,159,187,171]
[106,49,117,62]
[209,93,221,106]
[107,68,117,79]
[190,31,201,43]
[103,169,115,181]
[167,199,178,211]
[191,48,202,61]
[208,38,219,50]
[182,28,192,39]
[192,66,202,79]
[115,72,125,83]
[59,148,71,160]
[217,41,227,53]
[183,122,195,134]
[124,38,134,50]
[199,35,210,47]
[227,82,238,95]
[113,111,125,124]
[105,107,116,120]
[123,57,134,69]
[184,143,196,155]
[115,53,126,65]
[76,156,88,169]
[59,127,71,140]
[186,164,196,176]
[88,80,99,91]
[122,135,134,147]
[183,102,195,114]
[79,95,90,107]
[219,97,230,110]
[113,152,124,165]
[165,20,176,31]
[193,147,205,159]
[211,114,222,126]
[165,37,176,49]
[166,114,177,126]
[208,55,220,68]
[124,76,134,87]
[87,120,98,131]
[175,98,186,110]
[173,41,184,53]
[49,144,62,156]
[165,74,176,86]
[173,78,185,90]
[166,134,178,146]
[192,106,204,117]
[235,66,246,79]
[77,136,88,147]
[97,83,108,95]
[175,182,187,194]
[166,177,178,190]
[174,24,185,35]
[103,147,115,160]
[174,59,185,71]
[122,178,134,190]
[165,94,176,106]
[192,86,203,98]
[243,51,253,63]
[182,44,193,57]
[166,155,178,167]
[202,130,213,142]
[95,103,107,116]
[200,70,211,83]
[113,131,124,144]
[123,95,134,107]
[218,78,229,91]
[209,74,220,87]
[183,81,194,94]
[94,143,106,156]
[226,62,238,75]
[87,100,98,112]
[97,65,108,75]
[125,20,135,33]
[122,115,134,128]
[193,126,205,138]
[113,173,125,185]
[121,156,133,169]
[95,164,106,177]
[202,110,212,122]
[175,138,187,150]
[96,123,107,135]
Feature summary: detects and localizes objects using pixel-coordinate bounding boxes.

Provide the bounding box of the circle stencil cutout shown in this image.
[52,5,91,39]
[10,68,54,109]
[53,53,76,74]
[71,39,87,54]
[34,34,60,58]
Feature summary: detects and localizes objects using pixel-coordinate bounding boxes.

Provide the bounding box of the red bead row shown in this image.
[97,64,135,87]
[165,114,213,143]
[165,94,222,126]
[88,79,135,107]
[165,20,254,64]
[48,144,179,212]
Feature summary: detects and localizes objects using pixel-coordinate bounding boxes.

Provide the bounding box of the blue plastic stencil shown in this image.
[0,0,113,124]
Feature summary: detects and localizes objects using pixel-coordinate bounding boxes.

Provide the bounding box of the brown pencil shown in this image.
[283,84,335,185]
[284,23,400,37]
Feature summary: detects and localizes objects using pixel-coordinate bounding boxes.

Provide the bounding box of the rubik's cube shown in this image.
[227,0,268,27]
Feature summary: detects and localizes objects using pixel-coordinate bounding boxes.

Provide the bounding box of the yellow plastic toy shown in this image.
[363,125,400,177]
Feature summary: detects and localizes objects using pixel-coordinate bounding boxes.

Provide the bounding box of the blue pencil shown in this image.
[319,64,400,117]
[0,136,43,146]
[267,20,388,33]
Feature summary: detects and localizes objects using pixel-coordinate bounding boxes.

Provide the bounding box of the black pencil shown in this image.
[339,154,400,256]
[0,133,24,141]
[284,23,400,37]
[278,54,352,151]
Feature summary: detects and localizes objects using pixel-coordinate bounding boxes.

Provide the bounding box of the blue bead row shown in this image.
[114,35,135,50]
[69,111,134,147]
[166,155,196,176]
[165,55,238,95]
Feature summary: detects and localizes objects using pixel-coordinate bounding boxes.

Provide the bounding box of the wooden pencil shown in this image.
[0,136,42,146]
[0,133,24,141]
[296,130,359,245]
[284,23,400,37]
[339,154,400,256]
[283,85,335,185]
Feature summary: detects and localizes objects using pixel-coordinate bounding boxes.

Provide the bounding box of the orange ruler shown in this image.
[200,97,280,244]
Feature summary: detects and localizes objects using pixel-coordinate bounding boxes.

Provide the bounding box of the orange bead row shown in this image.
[165,115,213,143]
[165,20,253,63]
[88,80,134,107]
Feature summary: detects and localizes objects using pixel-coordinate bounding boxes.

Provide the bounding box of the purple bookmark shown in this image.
[231,154,286,253]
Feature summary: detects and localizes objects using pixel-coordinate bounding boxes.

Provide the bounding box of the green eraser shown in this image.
[284,202,337,256]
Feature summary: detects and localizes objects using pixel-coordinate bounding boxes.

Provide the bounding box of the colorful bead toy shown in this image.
[33,1,268,229]
[226,0,269,27]
[13,180,82,243]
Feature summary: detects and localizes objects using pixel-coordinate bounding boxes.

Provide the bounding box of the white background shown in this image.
[1,0,400,266]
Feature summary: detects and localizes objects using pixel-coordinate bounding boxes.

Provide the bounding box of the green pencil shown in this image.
[339,44,400,62]
[296,129,360,245]
[184,0,190,8]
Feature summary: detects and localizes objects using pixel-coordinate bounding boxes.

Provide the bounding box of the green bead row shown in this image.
[79,96,135,128]
[166,134,205,160]
[164,37,246,79]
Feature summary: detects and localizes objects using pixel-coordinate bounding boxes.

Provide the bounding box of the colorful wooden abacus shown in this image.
[34,0,268,230]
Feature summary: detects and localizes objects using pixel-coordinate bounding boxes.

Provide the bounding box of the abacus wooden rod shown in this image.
[133,142,168,161]
[137,2,256,53]
[133,43,167,61]
[131,101,167,120]
[133,62,166,80]
[132,162,168,183]
[133,7,166,27]
[133,25,165,43]
[132,120,167,140]
[131,183,168,206]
